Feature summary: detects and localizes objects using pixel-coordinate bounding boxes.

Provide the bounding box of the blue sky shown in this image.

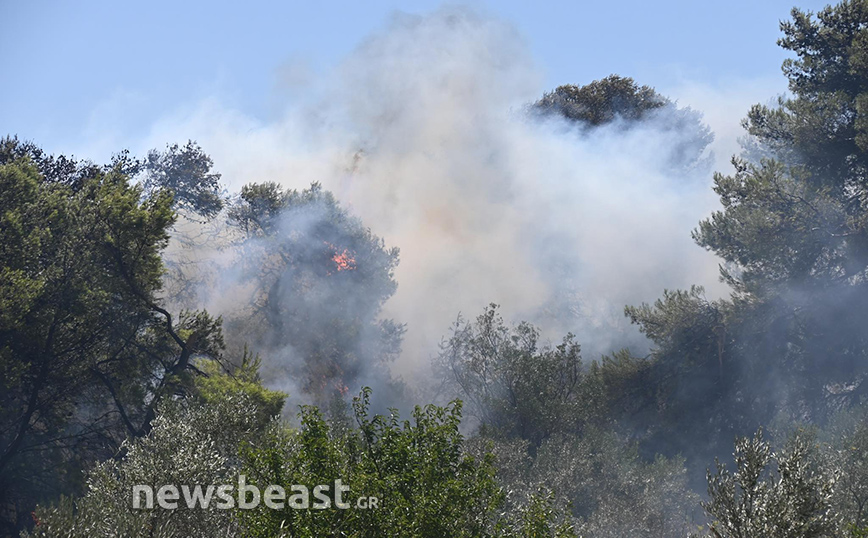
[0,0,838,369]
[0,0,831,158]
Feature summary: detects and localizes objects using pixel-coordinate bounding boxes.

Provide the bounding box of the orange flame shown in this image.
[324,242,356,274]
[333,249,356,271]
[335,381,349,396]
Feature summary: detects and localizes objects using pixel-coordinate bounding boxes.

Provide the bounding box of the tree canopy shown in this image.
[0,138,225,534]
[6,1,868,536]
[226,181,404,402]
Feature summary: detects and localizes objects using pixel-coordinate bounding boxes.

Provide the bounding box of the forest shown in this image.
[2,1,868,537]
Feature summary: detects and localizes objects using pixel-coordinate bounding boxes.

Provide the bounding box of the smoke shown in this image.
[150,6,732,394]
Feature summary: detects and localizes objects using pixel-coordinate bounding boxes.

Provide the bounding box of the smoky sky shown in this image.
[158,6,729,392]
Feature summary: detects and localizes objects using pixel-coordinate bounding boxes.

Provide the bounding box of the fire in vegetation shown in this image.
[325,242,357,274]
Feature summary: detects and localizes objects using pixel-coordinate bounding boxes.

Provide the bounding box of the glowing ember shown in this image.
[325,242,356,273]
[335,381,349,396]
[333,249,356,271]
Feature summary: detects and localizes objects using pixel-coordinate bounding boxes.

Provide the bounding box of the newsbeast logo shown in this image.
[132,476,379,510]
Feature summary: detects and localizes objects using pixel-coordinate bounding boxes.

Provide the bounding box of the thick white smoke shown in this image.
[148,7,732,387]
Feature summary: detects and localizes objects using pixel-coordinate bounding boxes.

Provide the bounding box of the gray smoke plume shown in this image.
[155,6,729,397]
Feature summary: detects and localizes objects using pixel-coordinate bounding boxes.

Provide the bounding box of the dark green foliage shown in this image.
[481,430,699,538]
[694,160,853,289]
[437,305,699,537]
[585,349,656,423]
[191,349,286,430]
[685,0,868,425]
[143,141,225,219]
[0,152,171,530]
[818,405,868,530]
[620,0,868,493]
[24,387,573,538]
[9,2,868,535]
[530,75,713,173]
[699,430,839,538]
[23,393,271,538]
[437,305,601,447]
[624,288,748,472]
[746,1,868,185]
[0,136,101,188]
[715,1,868,292]
[22,361,284,537]
[532,75,667,126]
[0,140,225,534]
[227,182,404,401]
[239,389,509,537]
